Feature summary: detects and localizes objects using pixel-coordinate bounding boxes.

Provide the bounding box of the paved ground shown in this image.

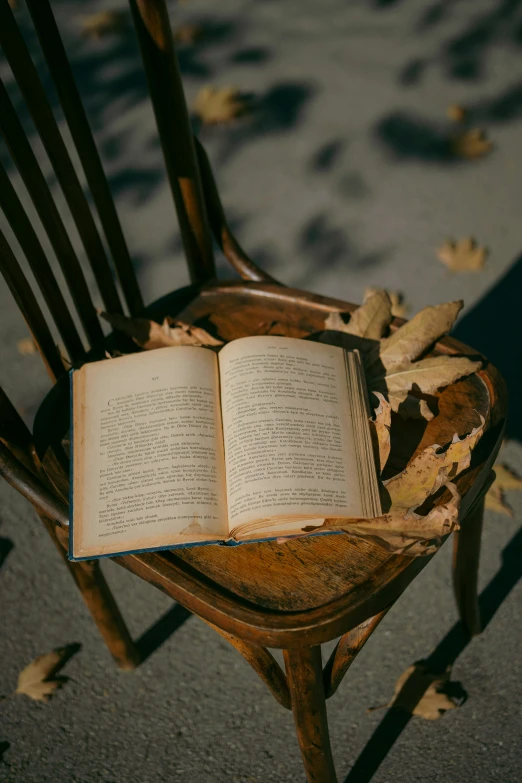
[2,0,522,781]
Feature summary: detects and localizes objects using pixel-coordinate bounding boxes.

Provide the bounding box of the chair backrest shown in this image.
[0,0,217,380]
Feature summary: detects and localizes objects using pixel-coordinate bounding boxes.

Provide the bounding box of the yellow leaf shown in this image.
[447,104,468,123]
[437,237,488,272]
[369,392,391,474]
[338,290,393,340]
[99,312,223,350]
[307,480,461,556]
[193,86,249,125]
[485,464,522,516]
[384,418,484,513]
[15,646,76,702]
[364,286,408,319]
[381,355,482,402]
[375,663,463,720]
[451,128,493,159]
[370,300,463,373]
[79,11,127,39]
[173,23,204,44]
[17,337,36,355]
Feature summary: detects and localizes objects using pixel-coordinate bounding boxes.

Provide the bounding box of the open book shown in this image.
[70,336,381,560]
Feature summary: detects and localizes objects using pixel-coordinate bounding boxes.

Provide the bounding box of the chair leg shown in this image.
[284,646,337,783]
[452,495,484,637]
[40,515,140,669]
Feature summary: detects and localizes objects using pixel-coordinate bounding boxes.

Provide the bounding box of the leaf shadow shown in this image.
[0,741,10,766]
[342,524,522,782]
[0,537,14,573]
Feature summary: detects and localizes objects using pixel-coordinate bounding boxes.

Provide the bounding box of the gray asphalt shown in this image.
[2,0,522,781]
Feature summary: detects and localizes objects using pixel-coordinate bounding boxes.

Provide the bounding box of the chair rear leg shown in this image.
[284,646,337,783]
[452,495,484,637]
[41,514,140,669]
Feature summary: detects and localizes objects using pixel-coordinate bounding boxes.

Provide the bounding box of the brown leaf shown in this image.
[447,104,467,123]
[79,11,127,38]
[370,392,391,474]
[17,337,36,355]
[384,418,484,513]
[364,287,408,319]
[193,86,250,125]
[381,663,462,719]
[173,23,204,44]
[305,481,461,556]
[370,300,463,374]
[393,394,434,421]
[331,290,392,340]
[380,355,482,405]
[451,128,493,159]
[15,646,76,702]
[485,464,522,516]
[99,312,223,350]
[437,237,488,272]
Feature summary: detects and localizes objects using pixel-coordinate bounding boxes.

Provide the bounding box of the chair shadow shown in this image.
[135,602,192,664]
[453,251,522,442]
[343,525,522,783]
[0,537,14,572]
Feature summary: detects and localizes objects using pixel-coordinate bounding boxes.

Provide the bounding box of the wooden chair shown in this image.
[0,1,507,780]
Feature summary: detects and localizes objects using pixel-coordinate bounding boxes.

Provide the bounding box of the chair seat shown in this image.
[34,281,506,647]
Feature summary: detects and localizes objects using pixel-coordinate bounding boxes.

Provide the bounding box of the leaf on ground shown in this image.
[17,337,36,355]
[79,11,127,38]
[437,237,488,272]
[305,480,461,556]
[99,311,223,350]
[15,646,77,702]
[369,392,391,474]
[193,86,250,125]
[364,286,408,319]
[447,104,467,123]
[384,417,484,513]
[173,23,204,44]
[372,663,464,719]
[486,464,522,516]
[451,128,493,159]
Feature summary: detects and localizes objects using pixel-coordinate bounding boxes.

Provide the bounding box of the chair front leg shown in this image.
[284,646,337,783]
[452,495,485,637]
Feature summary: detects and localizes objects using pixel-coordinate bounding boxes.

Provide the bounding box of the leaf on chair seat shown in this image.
[369,392,391,474]
[437,237,488,272]
[364,286,408,318]
[99,312,223,350]
[193,86,250,125]
[370,662,464,720]
[384,417,484,513]
[486,464,522,516]
[324,298,481,421]
[15,646,78,702]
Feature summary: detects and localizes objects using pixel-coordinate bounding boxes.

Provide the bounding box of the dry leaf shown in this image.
[324,298,480,421]
[332,290,393,340]
[373,663,463,719]
[306,480,461,556]
[80,11,127,38]
[364,287,408,319]
[370,392,391,474]
[384,417,484,513]
[370,300,463,373]
[173,23,204,44]
[193,86,249,125]
[447,104,467,123]
[437,237,487,272]
[99,312,223,350]
[15,647,76,702]
[17,337,36,355]
[451,128,493,159]
[485,464,522,516]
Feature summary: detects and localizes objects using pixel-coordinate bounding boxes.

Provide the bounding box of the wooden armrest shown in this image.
[0,440,69,527]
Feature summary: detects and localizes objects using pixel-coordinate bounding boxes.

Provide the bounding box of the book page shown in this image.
[219,336,365,531]
[72,346,228,558]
